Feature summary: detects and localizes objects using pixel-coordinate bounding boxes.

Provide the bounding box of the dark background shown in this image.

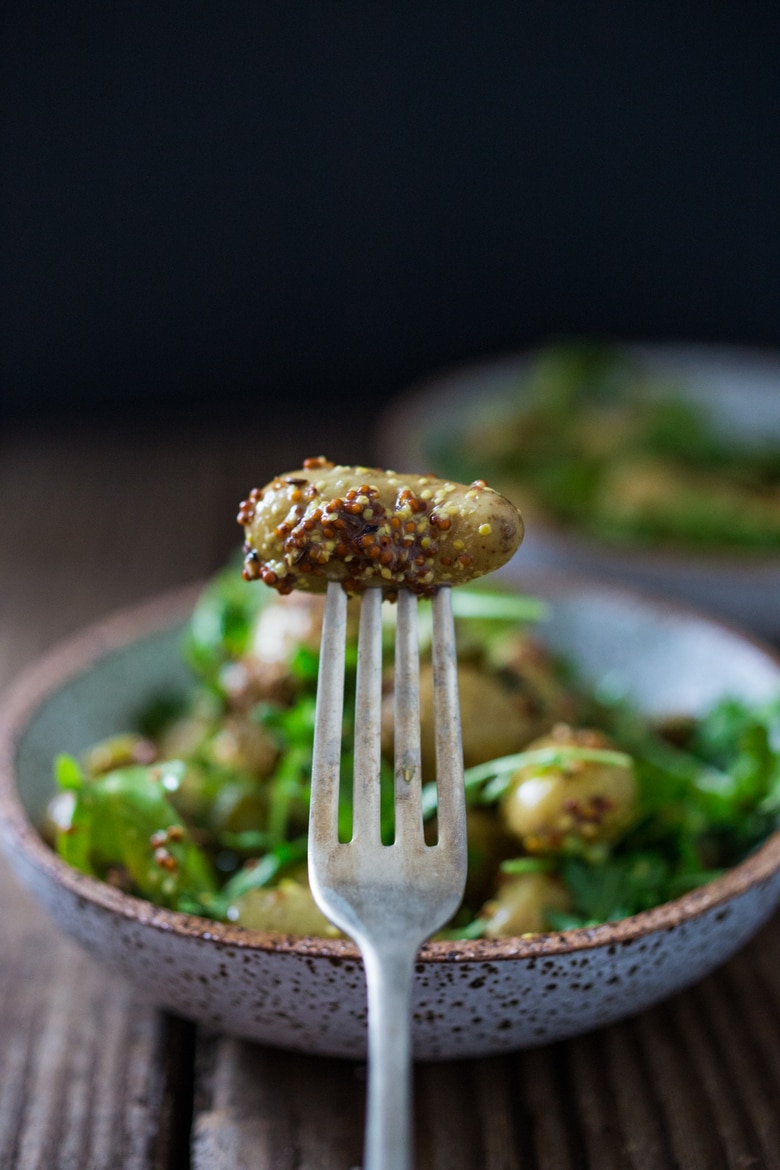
[2,1,779,433]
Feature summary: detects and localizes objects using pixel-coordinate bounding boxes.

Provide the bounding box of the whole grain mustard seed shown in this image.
[239,461,523,596]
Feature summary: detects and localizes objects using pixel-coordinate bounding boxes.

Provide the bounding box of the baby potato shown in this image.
[228,877,341,937]
[221,593,362,712]
[209,714,279,779]
[501,725,638,853]
[480,870,572,937]
[381,662,538,778]
[250,591,361,665]
[238,458,523,597]
[210,780,271,838]
[218,656,298,712]
[157,713,215,763]
[158,711,280,831]
[82,733,157,777]
[252,591,331,660]
[463,806,517,906]
[163,711,279,781]
[489,632,584,740]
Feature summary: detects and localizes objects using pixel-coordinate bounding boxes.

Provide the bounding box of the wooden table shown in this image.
[1,417,779,1170]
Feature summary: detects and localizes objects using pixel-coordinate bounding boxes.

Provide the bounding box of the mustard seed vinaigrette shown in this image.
[237,458,524,598]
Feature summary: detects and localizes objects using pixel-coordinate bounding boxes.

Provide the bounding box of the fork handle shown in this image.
[362,938,419,1170]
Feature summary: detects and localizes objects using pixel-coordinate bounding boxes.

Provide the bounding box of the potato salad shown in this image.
[47,565,780,938]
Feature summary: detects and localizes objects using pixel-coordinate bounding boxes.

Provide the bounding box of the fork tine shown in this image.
[431,586,466,853]
[308,579,466,1170]
[352,587,384,843]
[393,589,423,840]
[309,581,349,850]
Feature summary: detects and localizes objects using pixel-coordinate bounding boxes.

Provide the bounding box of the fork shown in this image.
[309,581,467,1170]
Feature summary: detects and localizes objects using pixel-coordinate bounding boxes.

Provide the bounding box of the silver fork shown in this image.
[309,581,467,1170]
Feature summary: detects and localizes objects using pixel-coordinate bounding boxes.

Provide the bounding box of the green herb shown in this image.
[55,760,217,909]
[450,589,549,623]
[499,856,556,875]
[184,558,268,682]
[50,563,780,938]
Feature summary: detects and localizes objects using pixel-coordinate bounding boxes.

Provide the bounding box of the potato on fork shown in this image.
[238,460,524,1170]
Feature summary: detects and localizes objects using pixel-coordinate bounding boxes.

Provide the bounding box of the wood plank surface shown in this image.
[1,417,779,1170]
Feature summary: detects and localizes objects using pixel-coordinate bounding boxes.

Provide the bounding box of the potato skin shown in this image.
[229,877,341,937]
[238,458,523,597]
[480,870,572,937]
[250,592,361,664]
[501,725,638,854]
[381,662,540,779]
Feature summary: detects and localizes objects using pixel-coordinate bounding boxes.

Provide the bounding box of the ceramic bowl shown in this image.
[377,343,780,638]
[1,579,780,1060]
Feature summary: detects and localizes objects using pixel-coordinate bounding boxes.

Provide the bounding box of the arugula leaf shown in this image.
[184,558,268,680]
[214,837,309,908]
[54,753,85,791]
[56,762,217,908]
[561,853,673,924]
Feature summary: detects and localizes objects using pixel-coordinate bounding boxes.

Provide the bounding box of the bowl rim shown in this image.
[378,341,780,575]
[1,578,779,964]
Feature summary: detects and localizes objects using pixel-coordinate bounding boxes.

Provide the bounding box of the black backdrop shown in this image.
[2,1,779,429]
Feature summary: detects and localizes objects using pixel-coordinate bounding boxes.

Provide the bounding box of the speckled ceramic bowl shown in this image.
[1,579,780,1060]
[377,343,780,638]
